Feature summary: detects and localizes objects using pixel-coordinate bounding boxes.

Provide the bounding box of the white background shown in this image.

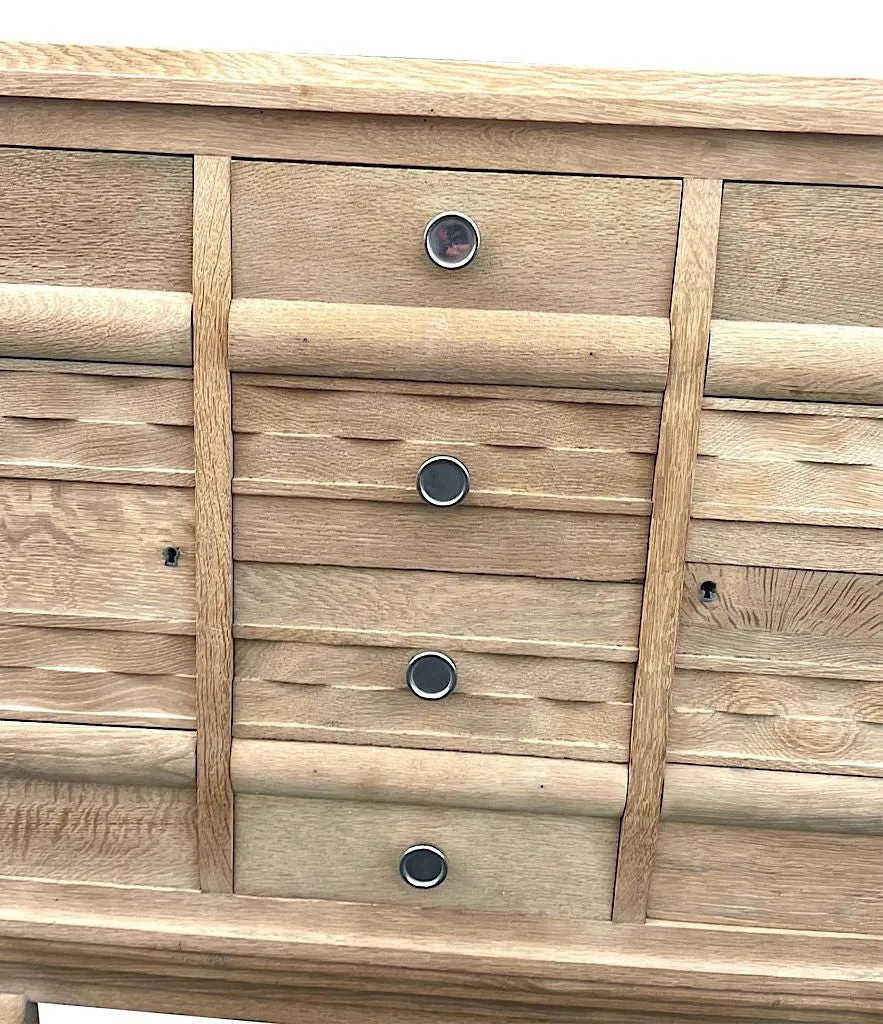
[8,0,883,1020]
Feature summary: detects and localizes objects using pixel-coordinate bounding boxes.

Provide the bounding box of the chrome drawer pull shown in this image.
[406,651,457,700]
[423,212,480,269]
[400,844,448,889]
[416,455,470,507]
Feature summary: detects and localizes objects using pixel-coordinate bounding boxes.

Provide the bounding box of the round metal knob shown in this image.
[416,455,470,507]
[423,212,480,269]
[400,844,448,889]
[406,652,457,700]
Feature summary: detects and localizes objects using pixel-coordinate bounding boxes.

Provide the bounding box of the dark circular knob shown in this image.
[400,844,448,889]
[406,651,457,700]
[423,212,480,269]
[416,455,470,507]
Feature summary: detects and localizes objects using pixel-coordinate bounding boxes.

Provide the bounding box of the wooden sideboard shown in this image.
[0,42,881,1024]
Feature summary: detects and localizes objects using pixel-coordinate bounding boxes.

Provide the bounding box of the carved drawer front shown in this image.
[233,741,626,919]
[232,377,658,760]
[648,765,883,934]
[708,183,883,403]
[0,721,197,889]
[229,164,679,389]
[0,147,193,365]
[674,402,883,777]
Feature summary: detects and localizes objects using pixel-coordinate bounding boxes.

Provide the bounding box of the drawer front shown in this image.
[234,640,633,762]
[233,741,626,919]
[232,162,681,315]
[0,721,197,889]
[649,765,883,934]
[233,377,658,515]
[0,148,192,365]
[708,184,883,401]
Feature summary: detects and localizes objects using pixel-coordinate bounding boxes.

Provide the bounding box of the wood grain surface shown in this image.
[678,562,883,681]
[192,154,234,893]
[649,820,883,933]
[0,777,198,889]
[613,178,723,923]
[229,299,671,390]
[0,283,192,365]
[232,377,661,450]
[7,96,883,190]
[232,740,627,815]
[669,667,883,775]
[662,763,883,831]
[693,406,883,528]
[714,183,883,327]
[0,479,194,632]
[234,496,650,581]
[233,377,657,514]
[0,721,194,788]
[0,147,191,291]
[234,640,632,760]
[4,42,883,137]
[232,163,680,315]
[687,519,883,574]
[2,876,883,1022]
[234,563,642,659]
[0,624,195,729]
[236,792,620,917]
[0,366,193,486]
[707,320,883,403]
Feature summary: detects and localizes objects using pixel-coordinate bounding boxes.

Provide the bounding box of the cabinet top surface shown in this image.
[1,40,883,135]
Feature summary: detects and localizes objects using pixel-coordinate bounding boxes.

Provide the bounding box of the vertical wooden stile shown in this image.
[0,996,38,1024]
[612,177,723,923]
[192,155,234,892]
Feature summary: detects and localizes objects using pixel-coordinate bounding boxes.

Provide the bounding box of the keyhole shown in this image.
[699,580,717,604]
[163,546,181,567]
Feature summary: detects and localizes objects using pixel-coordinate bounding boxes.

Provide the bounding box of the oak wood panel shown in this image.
[0,364,194,486]
[234,496,650,582]
[662,764,883,833]
[2,881,883,1020]
[613,178,723,923]
[5,43,883,137]
[236,794,619,918]
[687,519,883,574]
[0,478,195,632]
[678,563,883,681]
[192,154,234,894]
[234,563,642,659]
[8,96,883,189]
[0,721,195,788]
[0,284,192,365]
[234,433,654,515]
[669,668,883,775]
[232,163,680,315]
[706,321,883,403]
[0,777,198,889]
[232,377,661,451]
[0,147,191,291]
[233,740,627,815]
[692,406,883,528]
[714,183,883,327]
[235,640,632,759]
[0,357,193,380]
[0,367,193,423]
[649,820,883,934]
[230,300,671,391]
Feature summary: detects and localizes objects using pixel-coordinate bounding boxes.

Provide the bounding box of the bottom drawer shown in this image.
[233,741,626,919]
[648,765,883,934]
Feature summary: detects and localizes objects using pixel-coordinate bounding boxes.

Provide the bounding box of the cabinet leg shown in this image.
[0,996,38,1024]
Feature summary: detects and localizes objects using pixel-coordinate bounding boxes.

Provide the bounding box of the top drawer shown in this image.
[232,163,681,316]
